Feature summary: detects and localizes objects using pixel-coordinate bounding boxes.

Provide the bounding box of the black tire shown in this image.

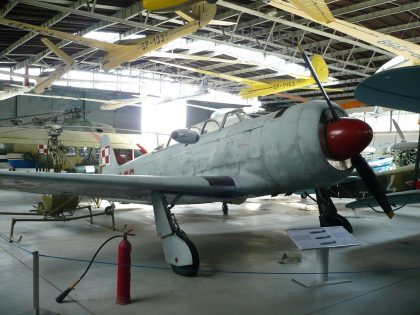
[171,230,200,277]
[222,203,228,215]
[325,213,353,233]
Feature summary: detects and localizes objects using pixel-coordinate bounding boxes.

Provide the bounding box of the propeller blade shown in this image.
[300,46,392,219]
[351,154,394,219]
[392,119,406,142]
[298,45,339,121]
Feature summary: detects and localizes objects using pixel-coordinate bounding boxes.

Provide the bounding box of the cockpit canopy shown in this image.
[189,109,253,135]
[154,109,254,152]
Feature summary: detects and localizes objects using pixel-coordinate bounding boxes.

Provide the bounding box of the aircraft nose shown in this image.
[324,117,373,161]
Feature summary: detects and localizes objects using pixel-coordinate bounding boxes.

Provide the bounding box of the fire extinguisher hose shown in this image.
[56,230,134,303]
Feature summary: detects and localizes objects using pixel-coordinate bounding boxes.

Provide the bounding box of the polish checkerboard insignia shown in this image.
[100,145,110,166]
[38,144,48,155]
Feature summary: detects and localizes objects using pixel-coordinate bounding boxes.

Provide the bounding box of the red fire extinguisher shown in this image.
[116,232,132,305]
[56,229,135,304]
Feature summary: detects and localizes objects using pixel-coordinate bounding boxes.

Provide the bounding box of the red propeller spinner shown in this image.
[324,117,373,161]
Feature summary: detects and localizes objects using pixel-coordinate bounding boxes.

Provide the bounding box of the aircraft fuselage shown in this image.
[112,101,352,203]
[240,78,316,99]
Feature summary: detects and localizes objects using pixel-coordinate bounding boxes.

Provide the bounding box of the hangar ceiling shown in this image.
[0,0,419,110]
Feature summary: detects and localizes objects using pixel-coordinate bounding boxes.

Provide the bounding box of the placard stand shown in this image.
[287,226,360,288]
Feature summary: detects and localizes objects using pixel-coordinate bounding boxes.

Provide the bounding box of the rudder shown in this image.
[100,134,120,174]
[191,3,217,28]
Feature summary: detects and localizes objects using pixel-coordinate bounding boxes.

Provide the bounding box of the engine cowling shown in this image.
[171,129,200,144]
[260,101,357,192]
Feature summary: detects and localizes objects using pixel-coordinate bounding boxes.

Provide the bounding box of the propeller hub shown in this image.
[324,117,373,161]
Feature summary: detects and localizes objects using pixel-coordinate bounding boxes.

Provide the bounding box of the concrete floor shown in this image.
[1,191,420,315]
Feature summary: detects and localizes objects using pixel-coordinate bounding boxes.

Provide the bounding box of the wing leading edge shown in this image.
[0,171,240,202]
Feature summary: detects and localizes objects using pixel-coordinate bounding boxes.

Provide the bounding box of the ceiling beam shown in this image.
[216,0,393,57]
[13,1,144,69]
[0,0,90,60]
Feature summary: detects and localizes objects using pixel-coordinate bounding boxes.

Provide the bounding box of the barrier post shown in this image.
[33,251,40,315]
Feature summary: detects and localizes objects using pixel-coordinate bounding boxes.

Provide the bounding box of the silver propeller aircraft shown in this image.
[0,51,393,277]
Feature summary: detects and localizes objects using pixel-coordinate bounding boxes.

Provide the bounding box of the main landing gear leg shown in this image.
[222,202,229,215]
[151,191,199,277]
[314,188,353,233]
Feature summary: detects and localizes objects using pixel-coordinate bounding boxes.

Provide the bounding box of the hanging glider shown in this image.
[0,3,217,71]
[152,54,334,99]
[267,0,420,66]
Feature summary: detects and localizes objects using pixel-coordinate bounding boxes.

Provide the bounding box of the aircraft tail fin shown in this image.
[100,134,120,174]
[311,54,329,82]
[190,3,217,28]
[41,38,74,67]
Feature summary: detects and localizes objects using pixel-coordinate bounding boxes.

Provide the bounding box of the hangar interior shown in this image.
[0,0,419,314]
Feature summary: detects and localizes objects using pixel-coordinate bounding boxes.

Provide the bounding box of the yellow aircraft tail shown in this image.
[311,54,329,82]
[190,2,217,27]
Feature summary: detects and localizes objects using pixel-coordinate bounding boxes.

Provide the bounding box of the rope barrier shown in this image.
[2,231,420,276]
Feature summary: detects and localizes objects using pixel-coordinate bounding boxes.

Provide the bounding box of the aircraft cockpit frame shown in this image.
[191,108,251,136]
[156,109,254,151]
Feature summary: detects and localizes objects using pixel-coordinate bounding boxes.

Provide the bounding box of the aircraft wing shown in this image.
[0,127,142,150]
[0,18,117,52]
[151,60,268,87]
[354,66,420,112]
[298,85,343,92]
[346,190,420,209]
[149,51,260,66]
[268,1,420,64]
[0,172,239,202]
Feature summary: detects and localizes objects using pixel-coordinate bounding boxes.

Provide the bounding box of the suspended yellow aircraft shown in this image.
[153,54,332,99]
[268,0,420,67]
[0,3,216,71]
[143,0,216,12]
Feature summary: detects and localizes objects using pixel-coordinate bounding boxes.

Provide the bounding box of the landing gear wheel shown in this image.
[170,230,200,277]
[222,202,228,215]
[321,213,353,233]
